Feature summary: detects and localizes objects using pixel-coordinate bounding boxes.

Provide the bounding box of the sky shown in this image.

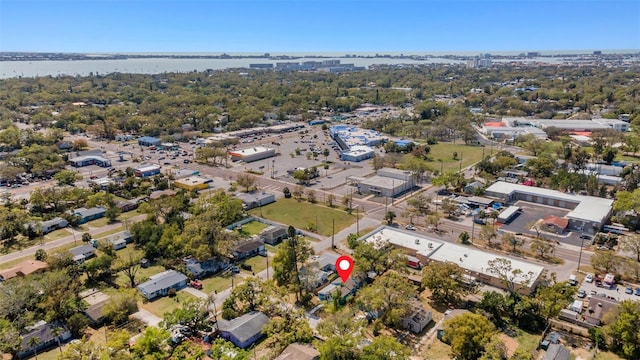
[1,0,639,53]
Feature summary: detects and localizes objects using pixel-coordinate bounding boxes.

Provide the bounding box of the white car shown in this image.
[585,274,594,283]
[405,225,416,231]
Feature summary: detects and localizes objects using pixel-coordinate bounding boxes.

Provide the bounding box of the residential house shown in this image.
[137,270,188,300]
[149,189,177,200]
[403,302,433,334]
[260,225,287,245]
[40,217,69,234]
[584,297,618,326]
[299,267,330,290]
[18,321,72,359]
[230,239,266,260]
[542,215,569,234]
[437,309,471,341]
[73,206,106,224]
[70,244,96,264]
[276,343,320,360]
[217,311,270,349]
[102,230,132,250]
[316,252,340,272]
[0,260,48,282]
[184,257,229,278]
[115,199,140,212]
[236,191,276,210]
[84,299,110,327]
[464,181,484,194]
[317,273,365,302]
[543,344,571,360]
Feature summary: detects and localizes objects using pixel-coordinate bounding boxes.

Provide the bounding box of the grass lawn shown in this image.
[236,221,269,238]
[87,217,110,228]
[140,290,198,318]
[514,328,541,356]
[249,198,356,236]
[200,275,233,294]
[239,255,268,275]
[422,339,452,360]
[426,143,486,173]
[115,262,165,288]
[92,226,125,239]
[118,209,142,220]
[43,229,71,242]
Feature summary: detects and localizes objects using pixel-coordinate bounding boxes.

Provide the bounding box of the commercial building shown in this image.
[228,146,275,163]
[137,270,188,300]
[361,226,545,295]
[329,125,387,150]
[480,121,548,140]
[68,154,112,167]
[236,191,276,209]
[485,181,614,233]
[340,145,375,162]
[138,136,161,147]
[134,164,161,178]
[173,176,212,191]
[528,118,629,132]
[357,168,415,197]
[171,168,200,179]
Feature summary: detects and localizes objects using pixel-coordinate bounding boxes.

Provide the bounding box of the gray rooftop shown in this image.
[236,191,275,204]
[217,311,269,344]
[69,244,95,257]
[74,206,106,218]
[137,270,188,295]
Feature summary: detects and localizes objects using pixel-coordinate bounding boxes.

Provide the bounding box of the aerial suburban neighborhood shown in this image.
[1,47,640,360]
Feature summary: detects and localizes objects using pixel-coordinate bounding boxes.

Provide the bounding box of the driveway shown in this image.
[131,308,162,327]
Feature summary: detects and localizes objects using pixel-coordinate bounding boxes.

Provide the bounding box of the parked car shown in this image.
[577,290,586,298]
[635,288,640,296]
[189,280,203,290]
[405,225,416,231]
[231,266,240,273]
[625,286,633,294]
[585,274,594,283]
[473,218,486,225]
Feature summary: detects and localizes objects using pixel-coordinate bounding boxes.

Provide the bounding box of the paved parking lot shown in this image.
[500,202,586,247]
[578,279,640,303]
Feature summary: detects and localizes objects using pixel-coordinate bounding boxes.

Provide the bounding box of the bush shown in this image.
[168,288,177,297]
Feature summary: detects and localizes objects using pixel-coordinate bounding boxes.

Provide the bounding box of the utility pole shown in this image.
[356,206,359,235]
[265,251,269,280]
[577,234,585,272]
[332,219,335,249]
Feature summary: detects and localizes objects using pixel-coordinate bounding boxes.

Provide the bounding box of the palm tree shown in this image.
[51,327,64,354]
[28,336,41,360]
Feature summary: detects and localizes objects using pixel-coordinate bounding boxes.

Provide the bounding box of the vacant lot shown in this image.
[249,198,356,236]
[237,220,269,238]
[200,275,233,294]
[427,143,485,173]
[140,290,198,318]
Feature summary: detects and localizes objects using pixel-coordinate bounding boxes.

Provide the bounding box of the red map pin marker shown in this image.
[335,255,354,283]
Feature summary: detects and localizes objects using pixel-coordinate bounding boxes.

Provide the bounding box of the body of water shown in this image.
[0,52,619,79]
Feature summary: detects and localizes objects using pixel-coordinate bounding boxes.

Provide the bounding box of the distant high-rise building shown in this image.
[593,50,602,55]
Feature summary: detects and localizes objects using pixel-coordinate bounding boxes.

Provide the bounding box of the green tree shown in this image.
[54,169,82,186]
[105,205,121,223]
[421,261,468,305]
[591,249,619,274]
[477,291,507,327]
[273,227,313,302]
[236,173,256,192]
[283,187,291,198]
[535,280,577,323]
[620,234,640,262]
[384,211,396,225]
[478,336,508,360]
[161,298,209,331]
[501,232,521,252]
[102,289,138,325]
[207,339,249,360]
[317,335,362,360]
[28,335,41,360]
[458,231,471,245]
[442,312,496,360]
[263,307,314,353]
[356,272,416,328]
[530,238,554,258]
[605,300,640,359]
[353,240,406,275]
[35,248,48,261]
[362,335,410,360]
[229,277,265,314]
[487,258,533,294]
[131,326,171,360]
[479,225,498,246]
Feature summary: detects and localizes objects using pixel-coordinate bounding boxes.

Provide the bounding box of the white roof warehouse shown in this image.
[485,181,613,233]
[362,226,545,295]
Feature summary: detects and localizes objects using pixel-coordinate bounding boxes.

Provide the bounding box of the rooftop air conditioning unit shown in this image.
[415,239,420,244]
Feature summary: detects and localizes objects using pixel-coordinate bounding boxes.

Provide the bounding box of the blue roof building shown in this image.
[138,136,161,147]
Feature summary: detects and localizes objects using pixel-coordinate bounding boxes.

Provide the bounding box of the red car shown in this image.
[189,280,203,290]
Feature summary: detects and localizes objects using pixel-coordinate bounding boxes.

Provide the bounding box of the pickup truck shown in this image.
[189,280,203,290]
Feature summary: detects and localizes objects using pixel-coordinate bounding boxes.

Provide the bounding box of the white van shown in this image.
[569,274,578,286]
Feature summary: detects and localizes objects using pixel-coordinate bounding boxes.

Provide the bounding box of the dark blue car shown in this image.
[635,288,640,296]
